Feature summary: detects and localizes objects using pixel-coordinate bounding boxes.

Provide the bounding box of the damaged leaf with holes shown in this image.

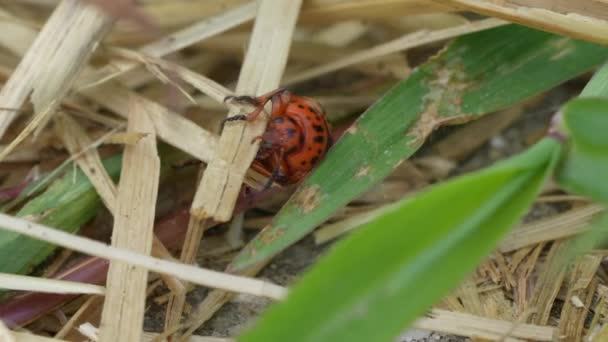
[232,24,608,270]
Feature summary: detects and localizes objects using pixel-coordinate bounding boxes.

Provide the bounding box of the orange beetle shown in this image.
[224,88,333,187]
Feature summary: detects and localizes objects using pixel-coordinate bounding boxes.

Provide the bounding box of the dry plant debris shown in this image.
[98,97,160,342]
[0,0,608,341]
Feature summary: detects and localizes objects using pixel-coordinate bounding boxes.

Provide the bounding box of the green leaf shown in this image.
[0,154,122,275]
[556,98,608,203]
[232,24,608,270]
[561,98,608,150]
[239,138,561,342]
[580,62,608,98]
[0,144,185,276]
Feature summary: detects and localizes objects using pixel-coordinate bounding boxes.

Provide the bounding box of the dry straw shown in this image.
[0,212,287,300]
[1,0,608,341]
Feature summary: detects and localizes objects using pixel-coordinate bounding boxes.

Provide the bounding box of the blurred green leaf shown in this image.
[239,138,561,342]
[233,24,608,270]
[580,62,608,98]
[557,98,608,203]
[561,98,608,150]
[0,145,185,276]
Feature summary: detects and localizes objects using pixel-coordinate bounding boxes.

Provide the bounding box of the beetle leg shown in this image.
[222,88,292,125]
[251,135,264,144]
[262,149,287,190]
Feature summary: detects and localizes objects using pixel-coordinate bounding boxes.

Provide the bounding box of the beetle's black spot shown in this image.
[315,115,321,121]
[286,128,297,137]
[314,136,324,143]
[300,160,306,166]
[318,149,322,155]
[288,117,298,125]
[308,106,318,114]
[299,134,305,147]
[312,124,324,133]
[286,146,298,155]
[306,116,312,121]
[311,156,319,165]
[298,104,305,109]
[272,117,285,124]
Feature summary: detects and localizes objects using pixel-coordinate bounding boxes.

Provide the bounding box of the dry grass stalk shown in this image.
[500,205,603,252]
[455,278,485,316]
[479,288,515,320]
[78,2,256,90]
[0,272,104,294]
[526,241,569,325]
[75,322,98,341]
[414,309,555,341]
[41,249,74,278]
[589,304,606,341]
[283,18,506,86]
[0,7,233,168]
[151,237,187,299]
[190,0,302,222]
[55,296,103,339]
[170,0,302,335]
[105,132,146,145]
[200,33,410,79]
[64,103,125,128]
[0,0,114,149]
[515,243,545,314]
[299,0,455,22]
[0,212,286,299]
[80,80,220,164]
[312,20,369,47]
[0,8,39,56]
[134,0,450,31]
[120,54,222,91]
[110,48,233,104]
[558,254,602,341]
[54,113,118,213]
[441,0,608,45]
[590,293,608,341]
[99,97,161,342]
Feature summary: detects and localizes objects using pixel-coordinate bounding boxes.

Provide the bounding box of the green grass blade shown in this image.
[239,138,561,342]
[0,154,121,275]
[557,97,608,203]
[0,145,184,276]
[233,24,608,270]
[581,62,608,98]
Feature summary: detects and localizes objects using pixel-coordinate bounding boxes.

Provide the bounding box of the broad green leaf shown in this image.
[556,98,608,203]
[239,138,561,342]
[232,24,608,270]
